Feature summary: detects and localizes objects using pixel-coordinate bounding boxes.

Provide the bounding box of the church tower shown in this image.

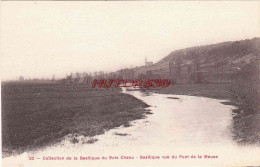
[145,57,153,67]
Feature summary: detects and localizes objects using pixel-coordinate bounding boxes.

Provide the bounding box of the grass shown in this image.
[114,132,130,136]
[85,138,98,144]
[147,83,232,99]
[232,113,260,144]
[1,83,149,157]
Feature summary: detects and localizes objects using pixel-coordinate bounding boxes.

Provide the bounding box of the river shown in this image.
[3,88,260,166]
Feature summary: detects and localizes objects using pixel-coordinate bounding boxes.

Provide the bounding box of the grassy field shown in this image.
[2,83,149,156]
[148,83,232,100]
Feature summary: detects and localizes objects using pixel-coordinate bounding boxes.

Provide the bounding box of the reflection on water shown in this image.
[122,88,235,145]
[3,88,260,166]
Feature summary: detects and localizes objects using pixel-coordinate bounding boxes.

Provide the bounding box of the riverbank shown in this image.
[147,84,232,100]
[145,83,260,145]
[2,83,150,157]
[232,113,260,145]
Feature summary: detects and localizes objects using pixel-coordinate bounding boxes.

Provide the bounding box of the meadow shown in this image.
[2,82,149,156]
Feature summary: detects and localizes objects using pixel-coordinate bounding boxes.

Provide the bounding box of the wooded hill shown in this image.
[131,37,260,84]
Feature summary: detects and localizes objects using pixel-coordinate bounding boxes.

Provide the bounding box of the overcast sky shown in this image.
[1,1,259,81]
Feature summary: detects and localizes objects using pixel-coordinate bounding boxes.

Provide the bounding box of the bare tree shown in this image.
[74,72,81,82]
[66,73,73,82]
[19,76,24,82]
[175,57,182,78]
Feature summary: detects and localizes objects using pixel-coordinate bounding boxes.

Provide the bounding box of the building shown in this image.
[145,57,153,67]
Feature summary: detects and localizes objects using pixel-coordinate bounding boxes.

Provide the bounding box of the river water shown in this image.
[3,88,260,166]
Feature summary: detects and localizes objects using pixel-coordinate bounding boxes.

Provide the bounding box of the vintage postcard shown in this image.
[0,1,260,167]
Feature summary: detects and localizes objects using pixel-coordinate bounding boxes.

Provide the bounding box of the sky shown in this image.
[1,1,259,81]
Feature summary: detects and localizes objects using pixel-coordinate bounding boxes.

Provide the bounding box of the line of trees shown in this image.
[230,60,260,114]
[168,50,203,84]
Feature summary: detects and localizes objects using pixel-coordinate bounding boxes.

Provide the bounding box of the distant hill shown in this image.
[128,37,260,84]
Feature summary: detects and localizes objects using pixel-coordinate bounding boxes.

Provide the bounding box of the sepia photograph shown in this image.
[0,1,260,167]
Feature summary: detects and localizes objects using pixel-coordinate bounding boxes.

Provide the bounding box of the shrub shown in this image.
[230,60,260,114]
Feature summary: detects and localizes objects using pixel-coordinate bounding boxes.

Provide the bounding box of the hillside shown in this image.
[131,37,260,84]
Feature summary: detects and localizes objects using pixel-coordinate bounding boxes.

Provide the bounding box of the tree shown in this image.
[230,60,260,114]
[74,72,81,82]
[19,76,24,82]
[66,73,73,82]
[192,50,202,84]
[175,57,182,78]
[52,75,55,82]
